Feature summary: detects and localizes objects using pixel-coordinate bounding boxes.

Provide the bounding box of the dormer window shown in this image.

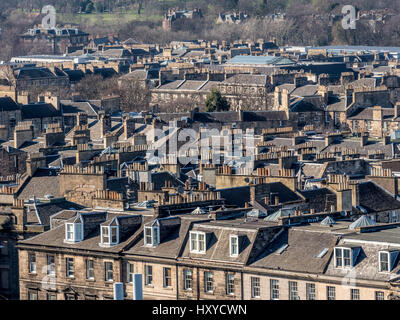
[144,224,160,247]
[379,250,400,272]
[334,246,360,268]
[101,226,119,246]
[65,222,83,243]
[230,235,239,257]
[379,252,389,272]
[190,231,206,253]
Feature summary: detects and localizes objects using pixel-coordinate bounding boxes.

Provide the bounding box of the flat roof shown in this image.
[344,226,400,245]
[225,55,296,66]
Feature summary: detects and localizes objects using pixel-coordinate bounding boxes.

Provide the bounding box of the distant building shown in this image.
[162,8,203,31]
[216,12,250,24]
[21,26,90,54]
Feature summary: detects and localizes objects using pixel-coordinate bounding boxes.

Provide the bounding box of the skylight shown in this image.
[276,244,289,254]
[317,248,329,258]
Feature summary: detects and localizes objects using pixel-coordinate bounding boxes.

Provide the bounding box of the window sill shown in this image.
[145,284,154,288]
[190,251,206,255]
[163,286,174,290]
[86,278,96,282]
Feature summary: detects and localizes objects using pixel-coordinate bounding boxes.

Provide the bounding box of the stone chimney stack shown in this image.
[350,183,360,207]
[336,185,353,212]
[360,133,369,147]
[99,111,112,138]
[123,116,135,140]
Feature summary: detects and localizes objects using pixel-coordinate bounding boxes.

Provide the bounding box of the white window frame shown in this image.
[86,259,94,280]
[28,253,36,274]
[145,265,153,286]
[66,258,74,278]
[289,281,299,300]
[104,261,113,282]
[334,247,352,268]
[189,231,206,254]
[163,267,172,288]
[144,226,160,247]
[101,226,119,246]
[65,223,83,243]
[230,235,239,257]
[101,226,109,244]
[251,277,260,298]
[327,286,336,300]
[111,226,118,244]
[183,269,192,291]
[66,223,74,241]
[375,291,385,300]
[47,255,55,276]
[226,273,235,295]
[306,283,316,300]
[270,279,279,300]
[204,271,213,293]
[351,288,360,300]
[127,262,134,283]
[379,251,390,272]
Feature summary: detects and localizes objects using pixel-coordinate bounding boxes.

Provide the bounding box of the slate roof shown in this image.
[250,228,338,274]
[0,97,20,112]
[21,103,62,119]
[325,230,400,281]
[322,137,393,157]
[299,188,337,213]
[27,200,85,226]
[124,216,193,259]
[358,181,400,213]
[291,85,319,97]
[180,219,260,265]
[61,100,99,117]
[222,74,268,85]
[290,100,323,113]
[17,168,61,200]
[20,211,146,253]
[15,67,59,80]
[226,55,296,66]
[348,107,394,120]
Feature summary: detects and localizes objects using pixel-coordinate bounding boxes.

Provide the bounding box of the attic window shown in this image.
[334,246,360,268]
[65,222,83,243]
[101,226,119,246]
[379,252,389,272]
[230,235,239,257]
[379,250,399,272]
[144,225,160,247]
[190,231,206,254]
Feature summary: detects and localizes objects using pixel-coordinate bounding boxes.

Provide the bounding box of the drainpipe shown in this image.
[197,267,200,300]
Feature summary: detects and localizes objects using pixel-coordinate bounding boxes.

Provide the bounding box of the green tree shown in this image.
[205,88,230,112]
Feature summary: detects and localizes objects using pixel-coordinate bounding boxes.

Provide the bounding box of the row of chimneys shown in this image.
[164,191,221,205]
[62,165,105,175]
